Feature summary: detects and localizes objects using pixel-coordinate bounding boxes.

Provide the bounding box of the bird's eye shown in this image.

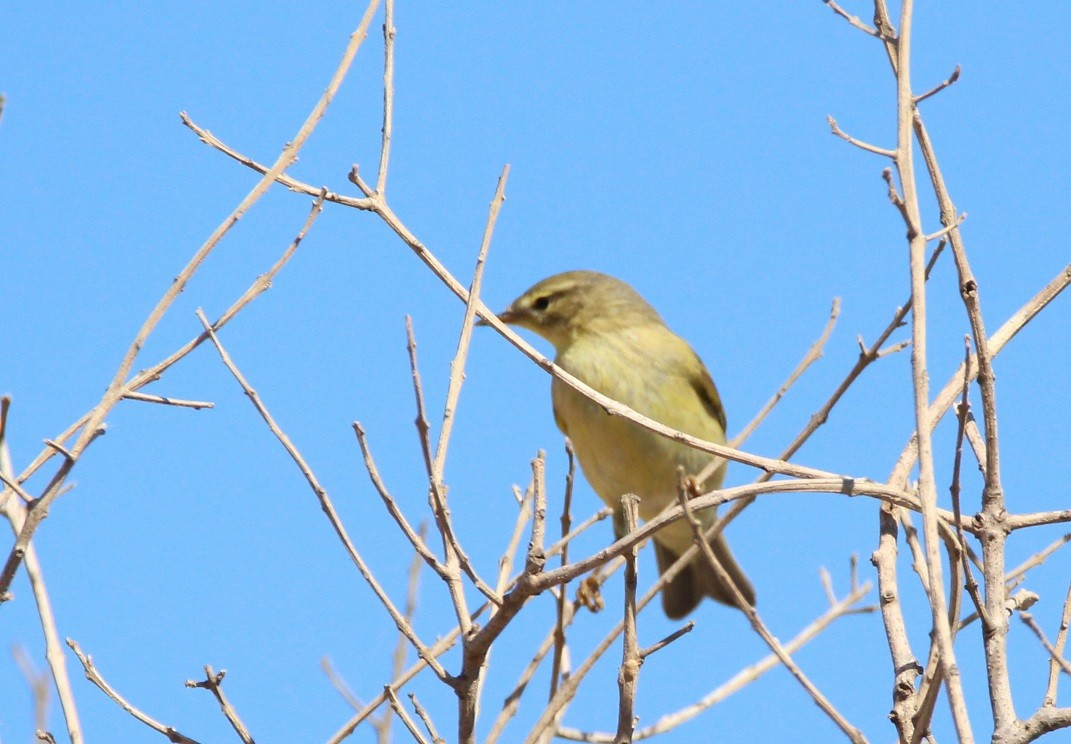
[532,296,550,311]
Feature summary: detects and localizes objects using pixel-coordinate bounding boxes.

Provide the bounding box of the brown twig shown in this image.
[0,425,105,602]
[120,391,214,409]
[486,593,574,744]
[384,686,429,744]
[678,475,867,744]
[823,0,882,37]
[1020,612,1071,677]
[697,297,840,486]
[2,181,329,600]
[891,262,1071,490]
[457,453,548,744]
[68,639,201,744]
[890,3,974,737]
[614,495,642,744]
[554,579,874,742]
[14,645,51,734]
[639,622,695,660]
[551,440,576,700]
[1,503,84,742]
[828,115,896,158]
[327,628,463,743]
[195,309,450,684]
[375,524,428,741]
[409,693,446,744]
[1044,585,1071,707]
[404,317,477,630]
[914,64,961,105]
[950,337,987,625]
[711,241,944,538]
[321,657,364,711]
[184,667,254,744]
[375,0,396,196]
[352,422,464,594]
[420,165,511,617]
[0,0,384,595]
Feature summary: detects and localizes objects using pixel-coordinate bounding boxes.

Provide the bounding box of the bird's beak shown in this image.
[476,307,518,327]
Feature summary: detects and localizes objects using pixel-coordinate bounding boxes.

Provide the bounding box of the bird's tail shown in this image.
[655,533,755,619]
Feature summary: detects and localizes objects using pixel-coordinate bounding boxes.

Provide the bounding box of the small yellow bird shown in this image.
[491,270,755,618]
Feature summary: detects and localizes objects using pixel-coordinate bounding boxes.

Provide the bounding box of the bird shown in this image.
[488,270,755,618]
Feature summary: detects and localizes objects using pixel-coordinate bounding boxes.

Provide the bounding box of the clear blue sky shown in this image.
[3,3,1070,742]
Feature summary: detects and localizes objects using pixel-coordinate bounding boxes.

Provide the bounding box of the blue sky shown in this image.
[3,3,1070,742]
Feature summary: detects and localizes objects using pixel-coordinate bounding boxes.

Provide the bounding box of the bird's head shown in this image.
[484,270,663,351]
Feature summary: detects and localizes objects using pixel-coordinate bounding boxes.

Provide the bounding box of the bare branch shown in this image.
[823,0,882,37]
[639,622,695,660]
[184,667,254,744]
[678,475,867,743]
[119,391,214,409]
[551,440,576,700]
[409,693,446,744]
[614,495,642,744]
[68,640,201,744]
[828,115,896,158]
[196,309,450,684]
[555,580,874,741]
[914,64,961,105]
[1044,584,1071,707]
[1020,612,1071,677]
[375,0,396,195]
[321,657,364,711]
[327,629,463,744]
[697,297,840,486]
[384,686,429,744]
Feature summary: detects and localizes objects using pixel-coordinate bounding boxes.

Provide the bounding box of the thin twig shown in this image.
[555,580,874,742]
[375,0,396,195]
[923,211,967,243]
[403,317,475,630]
[551,440,576,700]
[1044,584,1071,707]
[14,645,50,733]
[120,391,215,409]
[67,640,201,744]
[1006,535,1071,584]
[376,524,428,740]
[321,657,364,711]
[639,622,695,660]
[678,475,867,744]
[384,686,429,744]
[950,337,987,624]
[711,241,945,537]
[892,2,974,736]
[421,166,511,615]
[697,297,840,486]
[1020,611,1071,677]
[409,693,446,744]
[828,115,896,158]
[196,309,450,684]
[823,0,882,37]
[0,503,84,742]
[2,172,330,598]
[44,0,382,553]
[614,495,642,744]
[184,667,254,744]
[327,628,463,743]
[0,426,105,602]
[914,65,961,105]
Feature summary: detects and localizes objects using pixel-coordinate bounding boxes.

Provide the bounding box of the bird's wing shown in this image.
[688,353,728,433]
[552,395,569,436]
